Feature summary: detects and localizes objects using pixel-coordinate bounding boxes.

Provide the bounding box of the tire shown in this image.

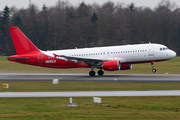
[152,69,156,73]
[98,70,104,76]
[89,71,96,76]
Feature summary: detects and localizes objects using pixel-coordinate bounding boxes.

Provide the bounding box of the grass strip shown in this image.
[0,81,180,92]
[0,97,180,120]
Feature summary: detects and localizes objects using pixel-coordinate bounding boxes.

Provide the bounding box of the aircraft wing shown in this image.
[53,53,103,65]
[53,53,126,66]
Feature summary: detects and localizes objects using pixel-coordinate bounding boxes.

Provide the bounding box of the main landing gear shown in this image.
[89,67,104,76]
[89,71,96,76]
[98,69,104,76]
[151,62,156,73]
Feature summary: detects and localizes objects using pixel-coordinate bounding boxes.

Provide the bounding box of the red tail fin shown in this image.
[9,27,39,55]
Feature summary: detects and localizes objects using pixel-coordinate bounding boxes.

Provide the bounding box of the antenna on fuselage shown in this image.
[149,42,151,44]
[75,47,77,49]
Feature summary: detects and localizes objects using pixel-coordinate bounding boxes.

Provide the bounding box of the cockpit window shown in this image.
[160,47,169,51]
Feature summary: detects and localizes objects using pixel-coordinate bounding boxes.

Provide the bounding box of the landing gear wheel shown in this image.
[89,71,96,76]
[151,62,156,73]
[152,69,156,73]
[98,70,104,76]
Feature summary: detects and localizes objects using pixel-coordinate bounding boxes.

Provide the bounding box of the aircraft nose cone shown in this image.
[171,51,176,58]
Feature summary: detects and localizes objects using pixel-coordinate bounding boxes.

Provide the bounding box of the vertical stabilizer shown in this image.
[9,27,39,55]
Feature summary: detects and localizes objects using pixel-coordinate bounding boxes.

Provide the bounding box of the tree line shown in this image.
[0,0,180,55]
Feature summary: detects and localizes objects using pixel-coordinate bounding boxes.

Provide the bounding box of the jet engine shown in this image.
[103,60,120,71]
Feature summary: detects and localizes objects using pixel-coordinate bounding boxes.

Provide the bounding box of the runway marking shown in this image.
[1,90,180,97]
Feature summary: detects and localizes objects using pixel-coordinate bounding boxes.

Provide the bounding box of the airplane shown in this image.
[8,27,176,76]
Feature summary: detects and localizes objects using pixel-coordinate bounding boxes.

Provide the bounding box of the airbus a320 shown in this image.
[8,27,176,76]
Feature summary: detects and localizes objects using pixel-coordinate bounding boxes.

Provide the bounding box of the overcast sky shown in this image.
[0,0,180,11]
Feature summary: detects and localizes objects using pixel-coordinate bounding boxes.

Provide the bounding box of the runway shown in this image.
[1,73,180,97]
[0,73,180,82]
[1,90,180,97]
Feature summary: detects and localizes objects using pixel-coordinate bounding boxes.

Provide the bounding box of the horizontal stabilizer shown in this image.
[7,57,29,60]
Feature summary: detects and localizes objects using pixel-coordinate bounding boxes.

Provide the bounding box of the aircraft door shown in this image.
[38,53,43,63]
[148,45,154,56]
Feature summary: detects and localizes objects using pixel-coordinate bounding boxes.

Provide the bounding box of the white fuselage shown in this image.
[42,43,176,64]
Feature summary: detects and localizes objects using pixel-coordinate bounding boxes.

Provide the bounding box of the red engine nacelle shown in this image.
[120,64,132,70]
[103,60,120,71]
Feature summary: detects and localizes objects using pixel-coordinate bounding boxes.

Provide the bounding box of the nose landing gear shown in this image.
[151,62,156,73]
